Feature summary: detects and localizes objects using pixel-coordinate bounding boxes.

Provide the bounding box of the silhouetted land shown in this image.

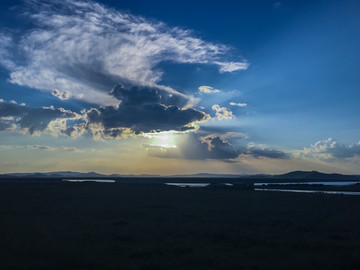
[1,180,360,269]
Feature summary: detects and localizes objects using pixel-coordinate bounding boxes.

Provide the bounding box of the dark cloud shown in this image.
[85,104,207,134]
[110,84,160,106]
[0,119,14,131]
[0,100,78,135]
[83,84,209,135]
[246,144,290,159]
[52,90,71,100]
[19,106,77,134]
[111,83,190,108]
[102,128,124,139]
[0,101,28,117]
[1,89,208,139]
[61,123,86,138]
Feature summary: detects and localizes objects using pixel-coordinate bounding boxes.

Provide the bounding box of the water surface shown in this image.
[255,188,360,196]
[165,183,210,187]
[254,181,360,186]
[63,179,115,183]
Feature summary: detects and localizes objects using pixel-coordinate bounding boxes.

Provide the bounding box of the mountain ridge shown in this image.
[0,170,359,180]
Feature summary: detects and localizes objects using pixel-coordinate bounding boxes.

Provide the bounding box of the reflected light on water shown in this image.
[63,179,115,183]
[255,188,360,196]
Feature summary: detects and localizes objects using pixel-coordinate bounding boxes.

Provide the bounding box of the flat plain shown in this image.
[1,180,360,270]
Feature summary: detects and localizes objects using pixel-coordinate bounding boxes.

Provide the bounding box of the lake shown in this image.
[165,183,210,187]
[255,188,360,196]
[63,179,115,183]
[254,181,360,186]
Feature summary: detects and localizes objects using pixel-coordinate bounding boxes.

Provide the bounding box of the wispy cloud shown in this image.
[215,61,249,73]
[0,0,248,106]
[0,145,78,152]
[230,102,247,107]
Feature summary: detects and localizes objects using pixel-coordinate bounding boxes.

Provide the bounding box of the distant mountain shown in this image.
[277,170,358,180]
[0,171,114,178]
[0,170,359,181]
[173,173,244,178]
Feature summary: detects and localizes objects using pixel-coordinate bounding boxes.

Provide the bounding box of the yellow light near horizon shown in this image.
[154,132,177,148]
[143,131,177,149]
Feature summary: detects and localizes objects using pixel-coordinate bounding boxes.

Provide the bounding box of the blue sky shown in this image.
[0,0,360,174]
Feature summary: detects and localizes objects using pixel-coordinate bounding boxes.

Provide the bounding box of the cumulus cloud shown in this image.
[0,100,79,135]
[0,0,248,106]
[293,138,360,161]
[61,123,86,138]
[0,118,16,131]
[52,90,71,100]
[83,84,209,136]
[212,104,235,120]
[230,102,247,107]
[18,106,78,135]
[0,84,209,139]
[0,99,28,117]
[198,86,221,94]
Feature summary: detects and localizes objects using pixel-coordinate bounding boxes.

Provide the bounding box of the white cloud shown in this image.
[52,89,71,100]
[0,145,78,151]
[293,138,360,161]
[198,86,221,94]
[230,102,247,107]
[212,104,235,120]
[0,0,248,106]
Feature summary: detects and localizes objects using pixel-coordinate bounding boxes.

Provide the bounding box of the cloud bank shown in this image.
[1,85,209,139]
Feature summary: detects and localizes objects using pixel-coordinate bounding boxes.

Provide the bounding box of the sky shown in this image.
[0,0,360,175]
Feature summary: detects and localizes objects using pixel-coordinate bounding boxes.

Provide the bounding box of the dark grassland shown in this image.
[1,181,360,270]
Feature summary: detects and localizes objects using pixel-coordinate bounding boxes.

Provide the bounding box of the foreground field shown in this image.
[1,181,360,269]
